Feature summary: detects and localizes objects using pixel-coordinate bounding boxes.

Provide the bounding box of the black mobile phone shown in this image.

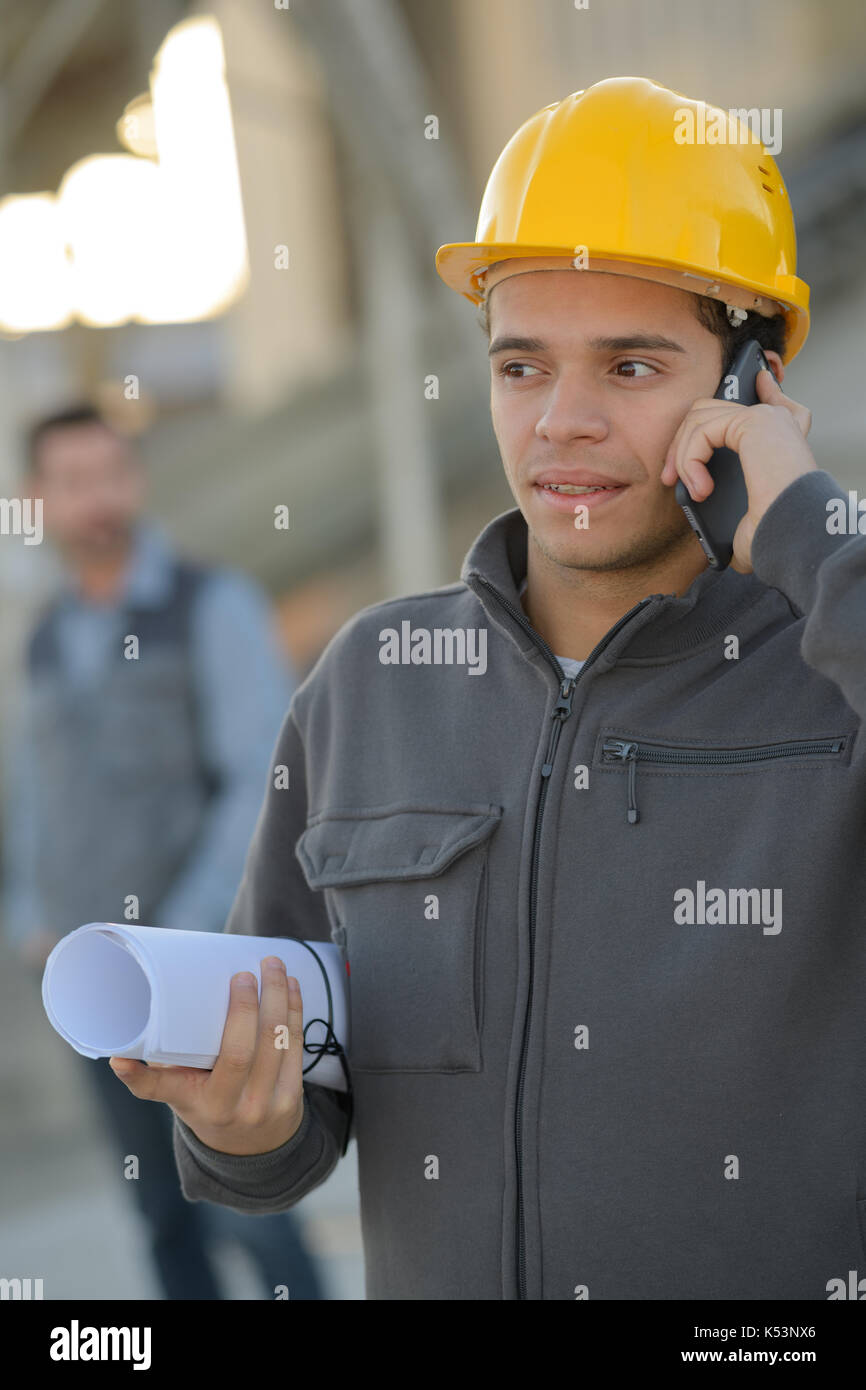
[675,338,775,570]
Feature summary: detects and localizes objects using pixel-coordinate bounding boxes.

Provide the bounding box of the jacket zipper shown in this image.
[472,575,657,1300]
[602,735,847,825]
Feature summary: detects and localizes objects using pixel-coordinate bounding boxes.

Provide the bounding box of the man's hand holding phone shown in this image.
[109,956,306,1156]
[661,350,816,573]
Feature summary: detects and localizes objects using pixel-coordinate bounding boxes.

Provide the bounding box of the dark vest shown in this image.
[27,560,218,937]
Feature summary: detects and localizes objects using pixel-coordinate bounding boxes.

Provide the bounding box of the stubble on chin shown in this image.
[529,505,696,577]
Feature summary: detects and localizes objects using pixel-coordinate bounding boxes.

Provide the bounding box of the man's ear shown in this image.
[763,349,784,387]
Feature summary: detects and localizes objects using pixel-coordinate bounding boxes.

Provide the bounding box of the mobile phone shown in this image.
[675,338,775,570]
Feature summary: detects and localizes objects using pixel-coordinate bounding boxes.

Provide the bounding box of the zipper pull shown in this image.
[553,676,576,718]
[541,678,576,776]
[603,738,640,823]
[626,750,638,824]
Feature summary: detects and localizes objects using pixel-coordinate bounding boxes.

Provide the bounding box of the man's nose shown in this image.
[534,375,609,446]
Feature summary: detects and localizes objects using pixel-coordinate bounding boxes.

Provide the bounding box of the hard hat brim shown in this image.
[435,242,809,363]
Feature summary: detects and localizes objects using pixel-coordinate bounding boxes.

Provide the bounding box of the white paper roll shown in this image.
[42,922,351,1092]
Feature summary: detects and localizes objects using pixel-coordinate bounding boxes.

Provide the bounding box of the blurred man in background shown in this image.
[1,402,326,1300]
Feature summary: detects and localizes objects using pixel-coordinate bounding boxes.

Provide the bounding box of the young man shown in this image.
[113,77,866,1300]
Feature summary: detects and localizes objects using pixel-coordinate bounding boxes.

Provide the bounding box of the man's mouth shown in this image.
[532,478,629,514]
[540,483,619,495]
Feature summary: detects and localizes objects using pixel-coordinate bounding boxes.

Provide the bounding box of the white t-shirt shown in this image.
[518,577,584,677]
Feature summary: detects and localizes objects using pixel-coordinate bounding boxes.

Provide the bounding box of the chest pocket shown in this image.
[596,730,851,825]
[295,803,503,1073]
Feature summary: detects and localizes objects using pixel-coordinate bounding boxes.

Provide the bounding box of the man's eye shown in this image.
[497,362,540,379]
[614,360,656,378]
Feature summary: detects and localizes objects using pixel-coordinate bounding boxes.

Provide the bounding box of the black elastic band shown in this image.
[289,939,353,1157]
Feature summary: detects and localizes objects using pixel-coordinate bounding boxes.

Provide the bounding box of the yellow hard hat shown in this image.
[435,76,810,362]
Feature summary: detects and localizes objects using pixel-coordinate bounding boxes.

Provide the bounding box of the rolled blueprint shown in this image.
[42,922,350,1092]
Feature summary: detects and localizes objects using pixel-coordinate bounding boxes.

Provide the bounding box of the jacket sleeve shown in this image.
[750,468,866,721]
[172,699,352,1213]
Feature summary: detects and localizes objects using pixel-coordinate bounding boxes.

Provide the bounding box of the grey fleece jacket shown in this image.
[173,468,866,1300]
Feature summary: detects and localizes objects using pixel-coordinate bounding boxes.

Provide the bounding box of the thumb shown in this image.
[109,1056,199,1107]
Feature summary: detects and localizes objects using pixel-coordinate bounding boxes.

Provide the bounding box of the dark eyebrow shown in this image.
[585,334,687,354]
[488,335,547,357]
[488,332,687,357]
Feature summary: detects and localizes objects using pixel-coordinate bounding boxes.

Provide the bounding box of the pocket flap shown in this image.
[296,803,502,889]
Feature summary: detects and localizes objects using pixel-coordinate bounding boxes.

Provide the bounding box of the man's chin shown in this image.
[526,519,695,575]
[536,541,647,573]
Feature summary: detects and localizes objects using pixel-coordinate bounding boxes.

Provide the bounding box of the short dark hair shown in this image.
[24,403,131,476]
[478,286,789,369]
[689,296,788,370]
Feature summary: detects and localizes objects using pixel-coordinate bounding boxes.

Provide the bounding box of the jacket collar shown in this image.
[460,504,770,664]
